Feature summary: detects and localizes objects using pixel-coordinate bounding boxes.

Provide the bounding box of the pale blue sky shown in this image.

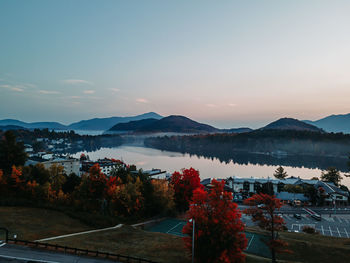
[1,0,350,128]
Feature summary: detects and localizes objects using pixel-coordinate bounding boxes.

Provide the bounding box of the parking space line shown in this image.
[344,228,349,238]
[321,225,325,235]
[344,219,349,224]
[337,227,341,237]
[246,234,255,250]
[329,226,333,236]
[337,217,343,223]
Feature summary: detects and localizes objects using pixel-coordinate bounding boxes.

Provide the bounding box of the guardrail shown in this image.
[7,238,158,263]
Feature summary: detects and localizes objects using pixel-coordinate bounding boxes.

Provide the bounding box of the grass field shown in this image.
[46,225,189,263]
[246,227,350,263]
[0,206,91,241]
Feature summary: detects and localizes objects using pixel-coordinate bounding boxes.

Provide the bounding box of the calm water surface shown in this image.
[72,145,350,187]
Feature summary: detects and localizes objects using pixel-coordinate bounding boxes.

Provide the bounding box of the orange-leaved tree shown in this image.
[183,179,247,263]
[171,167,202,211]
[244,193,291,263]
[87,164,107,199]
[10,165,24,191]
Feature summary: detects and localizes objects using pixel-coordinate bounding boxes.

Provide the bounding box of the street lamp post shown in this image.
[189,218,195,263]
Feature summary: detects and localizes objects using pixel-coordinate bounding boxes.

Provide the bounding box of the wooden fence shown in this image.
[7,238,158,263]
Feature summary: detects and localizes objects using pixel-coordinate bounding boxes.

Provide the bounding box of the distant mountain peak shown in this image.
[109,115,219,134]
[68,112,163,130]
[261,117,323,132]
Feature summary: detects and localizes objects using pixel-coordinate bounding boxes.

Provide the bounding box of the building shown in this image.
[141,169,169,180]
[276,192,309,205]
[225,176,284,197]
[81,158,126,176]
[42,158,80,176]
[315,181,349,206]
[201,176,349,206]
[24,144,33,153]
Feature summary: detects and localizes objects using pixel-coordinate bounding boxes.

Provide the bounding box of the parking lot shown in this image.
[242,212,350,238]
[282,213,350,238]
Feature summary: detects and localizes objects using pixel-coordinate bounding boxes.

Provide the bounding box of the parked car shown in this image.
[294,213,302,219]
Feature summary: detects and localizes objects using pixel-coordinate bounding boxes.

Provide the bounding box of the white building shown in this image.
[42,158,80,176]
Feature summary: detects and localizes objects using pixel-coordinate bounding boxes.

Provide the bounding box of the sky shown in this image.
[1,0,350,128]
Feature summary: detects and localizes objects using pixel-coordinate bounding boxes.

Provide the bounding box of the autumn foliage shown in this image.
[244,193,291,263]
[183,179,247,263]
[171,167,202,211]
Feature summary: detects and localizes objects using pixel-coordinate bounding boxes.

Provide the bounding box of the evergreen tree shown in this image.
[273,166,288,179]
[321,167,342,186]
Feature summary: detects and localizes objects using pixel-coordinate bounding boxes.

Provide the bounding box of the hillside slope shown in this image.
[68,112,163,130]
[261,118,323,132]
[305,113,350,133]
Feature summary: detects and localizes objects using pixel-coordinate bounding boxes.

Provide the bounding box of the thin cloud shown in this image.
[11,87,24,92]
[62,79,93,85]
[38,90,61,94]
[67,95,82,99]
[206,103,217,108]
[110,88,120,92]
[228,103,237,107]
[83,90,95,94]
[0,84,26,92]
[136,98,149,103]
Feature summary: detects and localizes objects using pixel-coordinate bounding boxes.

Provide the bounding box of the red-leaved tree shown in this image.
[183,179,247,263]
[244,193,291,263]
[171,167,202,211]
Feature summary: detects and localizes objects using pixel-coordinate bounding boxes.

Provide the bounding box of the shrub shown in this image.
[302,225,318,234]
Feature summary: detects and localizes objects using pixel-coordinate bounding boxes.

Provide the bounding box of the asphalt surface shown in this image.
[241,207,350,238]
[0,243,118,263]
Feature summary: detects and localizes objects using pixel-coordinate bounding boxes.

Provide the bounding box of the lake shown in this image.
[72,145,350,187]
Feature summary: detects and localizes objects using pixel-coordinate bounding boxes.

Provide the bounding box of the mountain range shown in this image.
[109,115,219,133]
[261,118,324,133]
[67,112,163,130]
[0,119,67,130]
[1,112,349,134]
[0,112,163,131]
[109,116,322,134]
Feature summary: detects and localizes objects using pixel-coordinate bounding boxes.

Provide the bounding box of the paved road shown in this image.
[0,243,118,263]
